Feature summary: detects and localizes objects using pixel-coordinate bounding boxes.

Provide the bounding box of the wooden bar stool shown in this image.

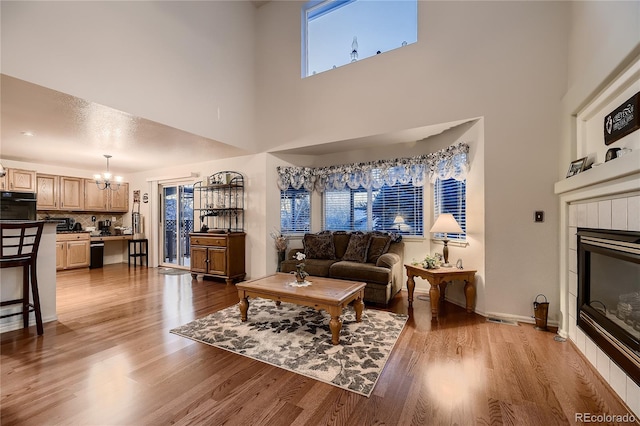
[128,238,148,267]
[0,221,45,335]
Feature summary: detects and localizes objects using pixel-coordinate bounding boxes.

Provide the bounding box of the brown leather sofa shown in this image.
[279,231,404,305]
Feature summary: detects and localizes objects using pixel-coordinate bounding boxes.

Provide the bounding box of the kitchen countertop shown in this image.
[90,235,133,241]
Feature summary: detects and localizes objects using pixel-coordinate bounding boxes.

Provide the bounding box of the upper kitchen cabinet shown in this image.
[84,180,128,212]
[1,168,36,192]
[36,174,59,210]
[36,174,83,211]
[109,182,129,212]
[59,176,84,211]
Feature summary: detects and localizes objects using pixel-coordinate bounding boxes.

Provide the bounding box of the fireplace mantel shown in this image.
[554,150,640,196]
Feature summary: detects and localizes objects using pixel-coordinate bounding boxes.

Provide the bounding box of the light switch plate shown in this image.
[535,211,544,222]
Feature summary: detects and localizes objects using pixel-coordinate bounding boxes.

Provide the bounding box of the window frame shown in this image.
[301,0,418,78]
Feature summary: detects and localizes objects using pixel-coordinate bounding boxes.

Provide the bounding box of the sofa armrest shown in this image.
[286,248,304,260]
[376,252,401,269]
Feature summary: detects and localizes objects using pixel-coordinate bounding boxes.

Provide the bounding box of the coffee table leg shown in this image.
[239,297,249,322]
[354,298,364,322]
[329,316,342,345]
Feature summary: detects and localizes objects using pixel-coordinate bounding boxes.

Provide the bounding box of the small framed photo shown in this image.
[566,157,587,177]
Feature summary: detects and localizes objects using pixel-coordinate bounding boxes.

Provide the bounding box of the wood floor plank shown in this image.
[1,264,636,425]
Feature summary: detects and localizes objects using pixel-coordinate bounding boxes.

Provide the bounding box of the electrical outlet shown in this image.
[111,216,116,222]
[534,211,544,222]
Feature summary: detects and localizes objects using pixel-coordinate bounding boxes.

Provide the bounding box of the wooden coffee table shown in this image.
[236,273,366,345]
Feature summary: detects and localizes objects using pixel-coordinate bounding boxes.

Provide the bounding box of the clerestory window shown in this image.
[301,0,418,77]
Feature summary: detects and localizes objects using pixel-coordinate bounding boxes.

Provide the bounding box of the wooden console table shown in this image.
[404,264,477,318]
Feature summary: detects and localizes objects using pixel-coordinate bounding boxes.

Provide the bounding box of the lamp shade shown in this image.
[430,213,463,234]
[393,215,405,225]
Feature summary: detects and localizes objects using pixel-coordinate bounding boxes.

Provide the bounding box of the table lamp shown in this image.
[393,215,405,231]
[429,213,463,267]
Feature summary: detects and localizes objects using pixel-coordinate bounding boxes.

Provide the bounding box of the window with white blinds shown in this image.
[280,187,311,234]
[323,183,423,236]
[433,178,466,240]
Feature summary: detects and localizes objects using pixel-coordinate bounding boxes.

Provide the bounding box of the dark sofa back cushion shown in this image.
[332,231,351,259]
[303,232,335,260]
[342,232,371,263]
[367,233,392,264]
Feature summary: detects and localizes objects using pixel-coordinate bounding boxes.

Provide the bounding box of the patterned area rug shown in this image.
[170,298,408,397]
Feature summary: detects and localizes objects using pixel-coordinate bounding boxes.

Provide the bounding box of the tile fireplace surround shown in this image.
[555,150,640,416]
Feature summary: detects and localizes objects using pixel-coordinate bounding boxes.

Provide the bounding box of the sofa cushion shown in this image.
[367,233,392,264]
[303,232,335,260]
[332,231,351,259]
[280,258,335,277]
[342,232,371,262]
[329,261,391,285]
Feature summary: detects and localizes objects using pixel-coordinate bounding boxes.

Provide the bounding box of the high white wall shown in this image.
[0,1,257,151]
[256,1,570,322]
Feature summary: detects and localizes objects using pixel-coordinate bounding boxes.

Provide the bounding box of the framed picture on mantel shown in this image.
[566,157,587,178]
[604,92,639,145]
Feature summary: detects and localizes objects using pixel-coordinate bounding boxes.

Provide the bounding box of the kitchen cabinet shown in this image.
[1,168,36,192]
[56,233,90,270]
[36,174,59,210]
[189,233,245,284]
[60,177,84,211]
[84,180,129,212]
[36,174,84,211]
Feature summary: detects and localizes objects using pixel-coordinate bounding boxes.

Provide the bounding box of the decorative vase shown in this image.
[277,250,285,272]
[295,264,308,283]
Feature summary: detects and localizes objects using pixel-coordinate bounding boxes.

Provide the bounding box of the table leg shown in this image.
[407,274,416,306]
[329,315,342,345]
[439,282,447,303]
[429,282,440,319]
[354,297,364,322]
[239,297,249,322]
[464,278,476,313]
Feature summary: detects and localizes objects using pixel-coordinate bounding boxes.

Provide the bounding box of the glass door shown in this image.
[160,183,194,268]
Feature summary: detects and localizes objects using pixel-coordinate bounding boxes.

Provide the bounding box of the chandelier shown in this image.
[94,154,122,191]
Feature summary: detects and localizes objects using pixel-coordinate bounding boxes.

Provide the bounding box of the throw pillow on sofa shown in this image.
[303,232,335,259]
[367,232,392,264]
[342,232,372,263]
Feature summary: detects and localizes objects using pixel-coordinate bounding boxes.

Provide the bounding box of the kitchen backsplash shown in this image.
[37,213,126,230]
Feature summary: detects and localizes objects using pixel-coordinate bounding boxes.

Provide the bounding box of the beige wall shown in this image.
[256,0,570,322]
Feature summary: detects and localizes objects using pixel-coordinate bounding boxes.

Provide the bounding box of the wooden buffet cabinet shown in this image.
[190,232,246,284]
[56,232,91,270]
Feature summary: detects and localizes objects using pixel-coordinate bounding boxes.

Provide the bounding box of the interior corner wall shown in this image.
[0,1,257,152]
[256,1,569,322]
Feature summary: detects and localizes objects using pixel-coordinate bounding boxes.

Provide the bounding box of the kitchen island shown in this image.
[0,221,57,333]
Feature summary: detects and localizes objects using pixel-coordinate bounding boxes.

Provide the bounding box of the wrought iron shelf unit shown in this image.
[194,171,244,232]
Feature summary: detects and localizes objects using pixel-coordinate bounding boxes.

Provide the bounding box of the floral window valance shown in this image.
[276,142,470,192]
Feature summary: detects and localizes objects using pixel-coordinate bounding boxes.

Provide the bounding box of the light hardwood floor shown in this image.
[1,264,635,425]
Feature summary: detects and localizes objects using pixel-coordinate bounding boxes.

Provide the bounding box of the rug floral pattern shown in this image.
[170,298,408,397]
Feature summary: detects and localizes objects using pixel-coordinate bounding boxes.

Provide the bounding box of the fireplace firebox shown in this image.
[577,228,640,384]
